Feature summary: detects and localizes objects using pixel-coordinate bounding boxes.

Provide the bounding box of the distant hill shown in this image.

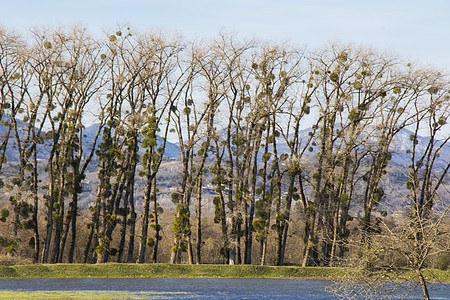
[2,116,448,166]
[390,128,450,167]
[0,120,181,163]
[1,118,448,211]
[0,116,48,161]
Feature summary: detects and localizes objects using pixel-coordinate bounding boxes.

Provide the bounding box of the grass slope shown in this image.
[0,263,448,282]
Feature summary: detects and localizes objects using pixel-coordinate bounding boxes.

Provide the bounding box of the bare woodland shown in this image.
[0,25,449,299]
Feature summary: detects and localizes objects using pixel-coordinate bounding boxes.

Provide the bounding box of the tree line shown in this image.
[0,26,448,277]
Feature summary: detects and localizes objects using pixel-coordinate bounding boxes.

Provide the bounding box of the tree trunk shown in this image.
[82,185,102,263]
[126,207,137,263]
[117,185,130,263]
[151,182,160,263]
[302,210,318,267]
[41,162,55,263]
[417,269,430,300]
[278,174,296,266]
[68,180,79,263]
[126,156,137,263]
[137,161,153,264]
[58,215,71,263]
[51,174,65,263]
[32,145,40,263]
[329,204,340,267]
[195,174,203,264]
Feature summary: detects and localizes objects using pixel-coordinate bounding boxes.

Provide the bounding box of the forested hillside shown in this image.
[0,26,448,275]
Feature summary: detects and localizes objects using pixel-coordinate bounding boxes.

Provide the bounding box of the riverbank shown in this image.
[0,263,448,282]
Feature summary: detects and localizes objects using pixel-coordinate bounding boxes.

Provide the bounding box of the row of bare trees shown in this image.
[0,26,448,281]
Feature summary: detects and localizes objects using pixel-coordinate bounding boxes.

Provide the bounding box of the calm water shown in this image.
[0,278,449,299]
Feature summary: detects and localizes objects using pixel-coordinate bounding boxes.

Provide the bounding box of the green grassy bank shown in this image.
[0,263,448,283]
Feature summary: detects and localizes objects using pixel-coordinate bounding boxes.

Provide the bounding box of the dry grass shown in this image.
[0,254,32,266]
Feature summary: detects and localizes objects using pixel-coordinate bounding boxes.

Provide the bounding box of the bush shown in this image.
[434,252,450,271]
[0,254,32,266]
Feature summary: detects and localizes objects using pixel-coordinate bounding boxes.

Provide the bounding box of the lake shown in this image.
[0,278,449,299]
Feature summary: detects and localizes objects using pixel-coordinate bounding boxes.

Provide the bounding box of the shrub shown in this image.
[434,252,450,271]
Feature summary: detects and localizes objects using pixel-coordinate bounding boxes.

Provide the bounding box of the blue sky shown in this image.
[3,0,450,70]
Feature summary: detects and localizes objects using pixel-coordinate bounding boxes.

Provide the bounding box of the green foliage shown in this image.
[307,204,316,214]
[19,202,32,218]
[95,246,103,255]
[0,237,17,254]
[147,237,155,247]
[231,134,246,147]
[262,153,271,162]
[11,177,21,186]
[43,41,52,49]
[150,224,161,232]
[156,206,164,214]
[361,70,371,77]
[329,72,339,82]
[304,105,310,114]
[171,192,181,203]
[172,203,191,241]
[28,237,35,249]
[406,181,414,190]
[393,86,402,94]
[372,187,384,206]
[53,214,60,224]
[352,81,362,90]
[434,252,450,271]
[428,87,439,94]
[348,108,362,123]
[183,107,191,115]
[22,219,34,230]
[252,219,265,231]
[0,209,9,221]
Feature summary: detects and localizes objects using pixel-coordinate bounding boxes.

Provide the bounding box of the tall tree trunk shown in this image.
[244,132,261,264]
[137,161,154,263]
[41,159,56,263]
[51,169,66,263]
[195,174,203,264]
[329,204,340,267]
[126,186,137,263]
[125,144,138,263]
[58,215,71,263]
[32,144,40,263]
[151,181,160,263]
[117,183,130,263]
[278,174,295,266]
[259,124,270,266]
[68,176,80,263]
[82,186,102,263]
[417,269,431,300]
